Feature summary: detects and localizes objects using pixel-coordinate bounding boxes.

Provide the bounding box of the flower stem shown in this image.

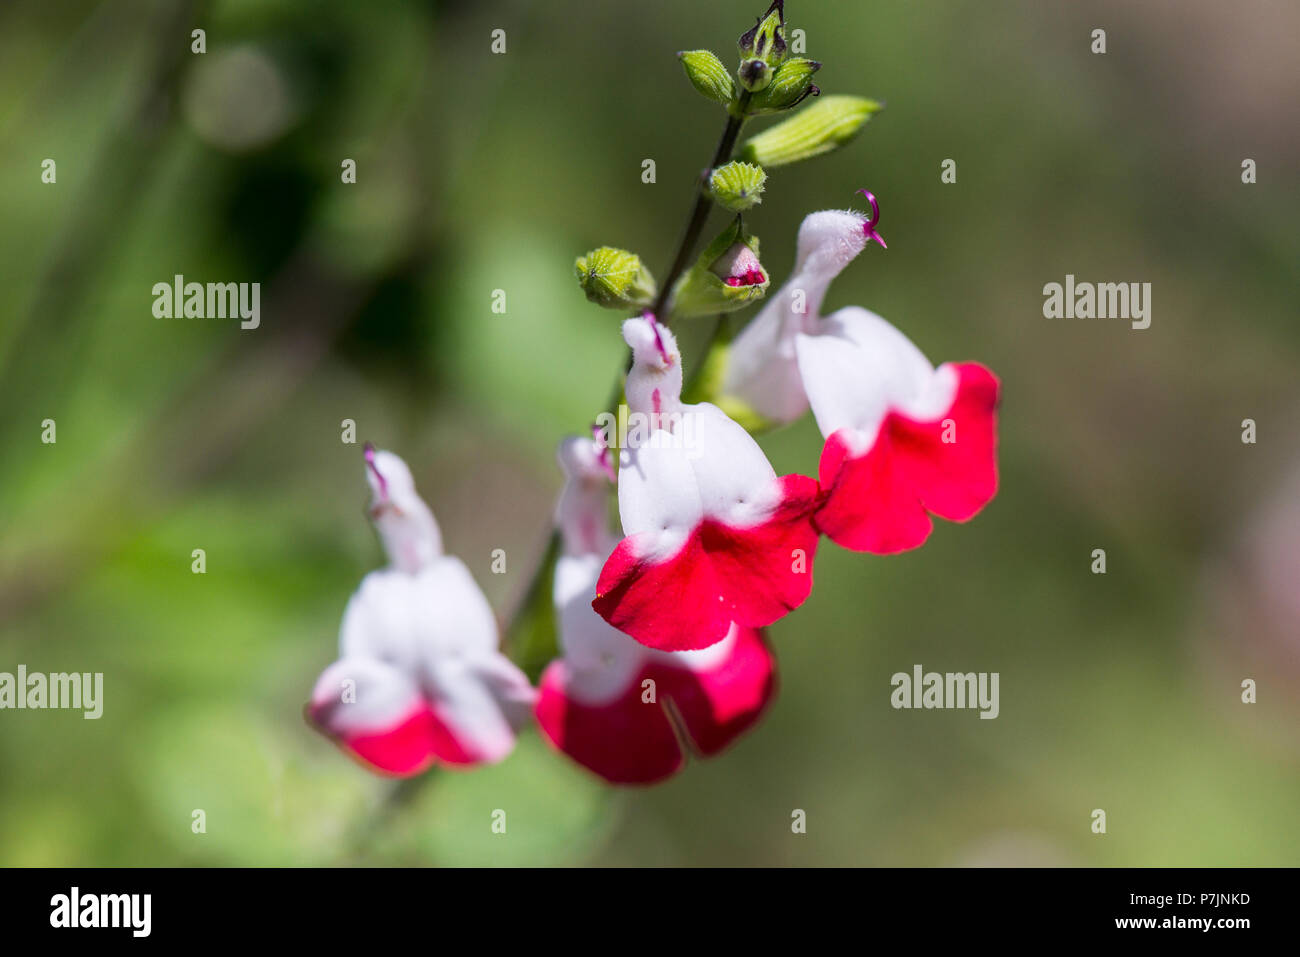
[649,93,752,322]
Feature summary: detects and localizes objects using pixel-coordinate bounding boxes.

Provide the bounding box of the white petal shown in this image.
[792,210,871,285]
[553,553,647,704]
[461,651,538,731]
[339,559,499,671]
[555,436,617,557]
[338,570,428,673]
[622,316,683,419]
[682,402,780,528]
[797,306,954,447]
[422,655,520,763]
[366,449,443,573]
[722,210,870,424]
[721,285,812,424]
[556,435,608,483]
[617,436,702,559]
[310,656,423,736]
[422,557,500,651]
[832,306,959,421]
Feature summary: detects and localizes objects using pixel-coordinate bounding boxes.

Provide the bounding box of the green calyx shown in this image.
[737,1,788,92]
[706,161,767,212]
[738,95,882,168]
[574,247,657,309]
[669,218,768,317]
[679,49,737,108]
[744,58,820,114]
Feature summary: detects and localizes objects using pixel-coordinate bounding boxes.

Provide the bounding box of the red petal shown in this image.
[652,626,777,757]
[535,661,684,785]
[816,363,1000,553]
[423,701,486,767]
[535,627,777,784]
[321,699,485,776]
[335,704,443,777]
[593,474,821,651]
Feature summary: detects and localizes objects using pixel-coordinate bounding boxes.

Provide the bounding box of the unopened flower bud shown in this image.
[738,1,788,65]
[711,242,765,287]
[706,161,767,212]
[745,58,820,114]
[678,49,737,107]
[669,219,768,317]
[738,58,772,93]
[737,1,788,92]
[574,246,657,309]
[738,95,882,168]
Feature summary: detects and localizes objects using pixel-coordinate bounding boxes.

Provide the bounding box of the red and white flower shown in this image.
[592,315,821,652]
[723,208,875,425]
[537,435,777,785]
[723,208,1000,554]
[308,447,535,776]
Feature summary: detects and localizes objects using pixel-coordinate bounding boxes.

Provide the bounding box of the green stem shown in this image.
[649,92,752,321]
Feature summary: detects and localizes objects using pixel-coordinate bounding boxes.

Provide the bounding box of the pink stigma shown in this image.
[855,188,887,249]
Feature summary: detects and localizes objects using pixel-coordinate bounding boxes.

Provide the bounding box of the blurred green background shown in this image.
[1,0,1298,866]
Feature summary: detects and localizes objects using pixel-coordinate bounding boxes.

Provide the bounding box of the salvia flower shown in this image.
[592,315,820,652]
[308,447,536,776]
[536,435,777,784]
[723,208,876,425]
[723,207,1000,554]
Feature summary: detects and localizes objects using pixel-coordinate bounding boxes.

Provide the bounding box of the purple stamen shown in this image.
[855,188,888,249]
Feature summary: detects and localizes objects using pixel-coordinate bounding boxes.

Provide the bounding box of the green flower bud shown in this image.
[738,1,788,65]
[706,161,767,212]
[737,58,772,93]
[668,219,768,317]
[745,58,820,114]
[737,95,882,168]
[678,50,737,107]
[737,1,788,92]
[574,247,656,309]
